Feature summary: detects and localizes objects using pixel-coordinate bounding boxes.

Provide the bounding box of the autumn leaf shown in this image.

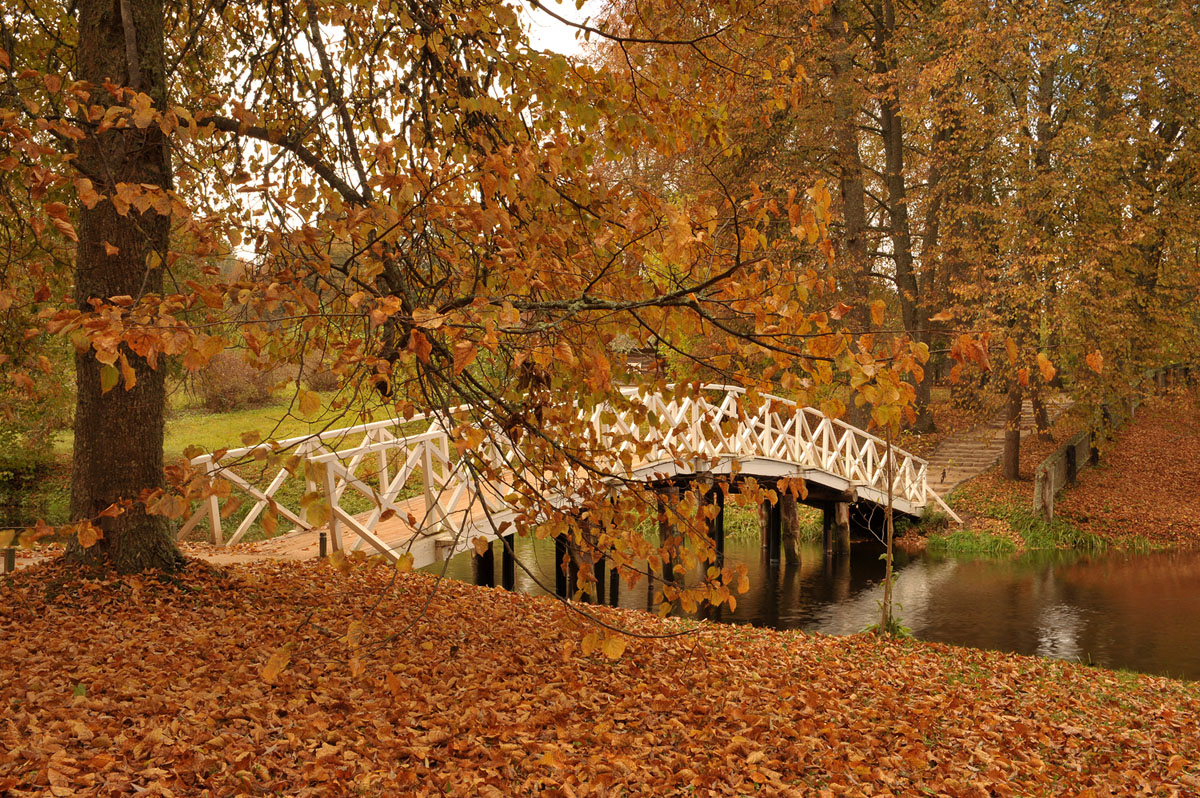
[471,536,490,556]
[601,633,627,660]
[298,389,321,418]
[828,302,853,321]
[869,299,886,326]
[1086,350,1104,374]
[929,310,955,323]
[261,644,293,683]
[76,523,102,549]
[1005,338,1019,365]
[408,329,433,363]
[99,364,119,394]
[1036,352,1056,383]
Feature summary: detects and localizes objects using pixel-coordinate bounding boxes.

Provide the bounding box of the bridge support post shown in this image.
[765,497,782,563]
[554,535,568,597]
[710,481,725,567]
[780,492,801,565]
[501,533,516,591]
[609,564,620,607]
[472,541,495,588]
[822,503,834,558]
[658,485,680,584]
[593,556,606,604]
[834,502,851,555]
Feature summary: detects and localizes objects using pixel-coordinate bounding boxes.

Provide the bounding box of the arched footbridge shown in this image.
[178,385,959,569]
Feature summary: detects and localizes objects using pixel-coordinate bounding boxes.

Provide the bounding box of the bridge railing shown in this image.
[181,384,931,551]
[175,404,472,546]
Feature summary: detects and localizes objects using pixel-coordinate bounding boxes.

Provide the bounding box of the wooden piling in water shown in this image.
[472,541,495,587]
[500,533,516,591]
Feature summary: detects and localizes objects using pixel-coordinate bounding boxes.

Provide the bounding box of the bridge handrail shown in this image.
[180,384,932,551]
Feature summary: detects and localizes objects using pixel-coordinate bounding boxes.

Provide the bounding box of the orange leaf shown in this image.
[828,302,853,321]
[472,536,490,556]
[1005,337,1018,365]
[77,523,102,549]
[870,299,886,326]
[1036,352,1056,383]
[261,645,293,683]
[929,310,954,323]
[408,329,433,363]
[1086,350,1103,374]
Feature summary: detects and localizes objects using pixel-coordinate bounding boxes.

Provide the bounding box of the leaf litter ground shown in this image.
[3,557,1198,797]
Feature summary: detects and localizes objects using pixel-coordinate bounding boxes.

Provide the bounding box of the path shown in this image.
[925,397,1071,497]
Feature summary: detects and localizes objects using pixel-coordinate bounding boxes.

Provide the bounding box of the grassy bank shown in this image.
[921,388,1200,556]
[2,557,1197,796]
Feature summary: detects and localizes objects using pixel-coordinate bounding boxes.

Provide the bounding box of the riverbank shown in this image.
[2,557,1197,796]
[920,387,1200,554]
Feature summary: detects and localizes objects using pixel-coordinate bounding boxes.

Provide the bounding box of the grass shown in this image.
[926,528,1018,557]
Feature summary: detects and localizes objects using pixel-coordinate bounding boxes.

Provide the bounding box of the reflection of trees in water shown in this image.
[429,535,1200,679]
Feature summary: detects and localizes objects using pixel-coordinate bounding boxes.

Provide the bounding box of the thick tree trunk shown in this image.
[67,0,183,572]
[1001,383,1022,480]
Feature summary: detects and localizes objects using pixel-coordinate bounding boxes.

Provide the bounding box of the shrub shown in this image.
[301,351,340,392]
[195,352,289,412]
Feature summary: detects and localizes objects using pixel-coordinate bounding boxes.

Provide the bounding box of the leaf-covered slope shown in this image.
[2,560,1197,796]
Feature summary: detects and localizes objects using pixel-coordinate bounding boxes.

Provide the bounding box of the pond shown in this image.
[426,533,1200,681]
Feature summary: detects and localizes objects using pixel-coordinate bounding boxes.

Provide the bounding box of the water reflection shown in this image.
[425,535,1200,680]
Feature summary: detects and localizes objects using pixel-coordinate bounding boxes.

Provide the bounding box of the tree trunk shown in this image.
[827,0,872,428]
[67,0,183,573]
[872,0,931,432]
[1001,382,1022,480]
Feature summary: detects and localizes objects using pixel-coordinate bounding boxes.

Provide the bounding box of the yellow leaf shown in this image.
[870,299,885,326]
[261,510,277,537]
[329,549,351,575]
[1036,352,1056,383]
[601,633,627,660]
[0,529,12,548]
[1005,337,1018,365]
[472,536,490,556]
[395,552,414,572]
[76,178,102,209]
[129,92,156,128]
[118,352,136,390]
[77,523,102,549]
[99,364,119,394]
[298,389,321,418]
[261,644,293,683]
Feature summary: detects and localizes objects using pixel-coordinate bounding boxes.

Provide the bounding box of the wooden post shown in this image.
[780,491,801,564]
[710,481,725,567]
[206,459,223,545]
[822,503,834,558]
[554,535,568,597]
[472,540,494,587]
[766,497,782,563]
[609,564,620,607]
[500,533,516,591]
[1065,444,1077,486]
[658,484,680,584]
[593,556,606,604]
[834,501,851,555]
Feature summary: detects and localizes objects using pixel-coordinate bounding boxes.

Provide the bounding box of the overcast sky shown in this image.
[522,0,606,57]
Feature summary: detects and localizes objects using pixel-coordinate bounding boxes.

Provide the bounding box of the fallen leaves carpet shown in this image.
[2,558,1198,797]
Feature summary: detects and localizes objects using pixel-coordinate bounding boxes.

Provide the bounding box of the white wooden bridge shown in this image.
[178,385,954,569]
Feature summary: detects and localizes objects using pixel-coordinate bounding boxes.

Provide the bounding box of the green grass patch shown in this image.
[927,529,1017,556]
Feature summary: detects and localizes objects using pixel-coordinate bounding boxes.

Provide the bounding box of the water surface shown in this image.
[426,535,1200,680]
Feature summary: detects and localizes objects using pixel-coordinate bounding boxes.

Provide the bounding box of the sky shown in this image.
[522,0,607,57]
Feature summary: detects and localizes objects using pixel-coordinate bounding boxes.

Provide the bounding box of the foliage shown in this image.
[3,559,1199,795]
